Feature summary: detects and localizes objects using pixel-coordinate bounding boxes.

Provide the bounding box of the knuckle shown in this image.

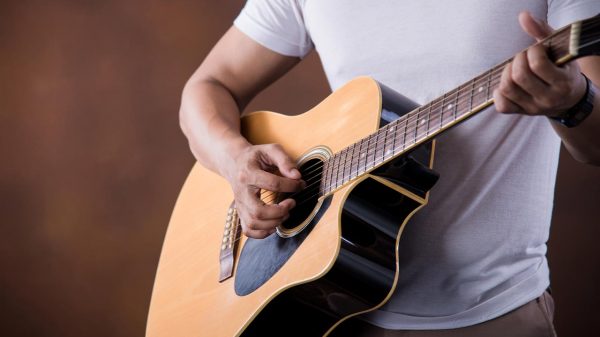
[529,59,544,73]
[248,209,261,220]
[512,69,527,84]
[270,180,281,191]
[241,221,253,234]
[499,84,512,96]
[496,101,508,113]
[237,170,249,184]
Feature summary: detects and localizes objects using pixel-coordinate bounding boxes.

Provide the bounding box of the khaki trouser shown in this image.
[331,292,557,337]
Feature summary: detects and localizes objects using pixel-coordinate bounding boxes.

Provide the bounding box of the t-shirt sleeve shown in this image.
[547,0,600,29]
[233,0,313,58]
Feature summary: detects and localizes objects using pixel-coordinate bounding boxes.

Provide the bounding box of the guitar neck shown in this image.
[320,22,581,196]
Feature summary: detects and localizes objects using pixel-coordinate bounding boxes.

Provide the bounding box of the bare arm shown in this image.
[180,27,305,238]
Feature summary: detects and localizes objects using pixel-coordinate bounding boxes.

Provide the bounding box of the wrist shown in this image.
[549,74,596,128]
[219,136,251,181]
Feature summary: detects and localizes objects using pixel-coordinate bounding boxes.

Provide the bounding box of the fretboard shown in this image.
[320,24,573,196]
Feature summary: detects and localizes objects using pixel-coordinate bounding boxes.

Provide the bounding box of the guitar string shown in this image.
[237,29,568,207]
[258,32,573,200]
[258,67,507,203]
[257,30,571,191]
[237,30,571,207]
[261,38,578,207]
[258,32,577,204]
[232,30,580,241]
[259,65,523,206]
[230,25,592,242]
[261,75,507,206]
[578,36,600,50]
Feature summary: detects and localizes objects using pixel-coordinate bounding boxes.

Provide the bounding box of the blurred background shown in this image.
[0,1,598,336]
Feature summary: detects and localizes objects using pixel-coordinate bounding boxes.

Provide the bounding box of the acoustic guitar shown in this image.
[147,15,600,337]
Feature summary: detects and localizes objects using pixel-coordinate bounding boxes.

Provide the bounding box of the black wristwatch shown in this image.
[550,74,596,128]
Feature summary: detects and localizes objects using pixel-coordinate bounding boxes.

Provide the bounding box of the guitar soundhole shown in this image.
[276,157,324,237]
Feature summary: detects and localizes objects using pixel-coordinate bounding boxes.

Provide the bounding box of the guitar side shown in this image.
[146,77,436,336]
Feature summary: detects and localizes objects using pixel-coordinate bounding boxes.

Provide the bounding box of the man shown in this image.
[180,0,600,336]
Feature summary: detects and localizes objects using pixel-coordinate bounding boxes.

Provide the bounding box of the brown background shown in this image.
[0,1,598,336]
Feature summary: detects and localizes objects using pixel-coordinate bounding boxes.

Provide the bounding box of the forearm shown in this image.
[180,78,251,181]
[551,80,600,165]
[551,58,600,166]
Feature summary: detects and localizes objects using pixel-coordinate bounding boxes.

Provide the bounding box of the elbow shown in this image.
[179,80,199,139]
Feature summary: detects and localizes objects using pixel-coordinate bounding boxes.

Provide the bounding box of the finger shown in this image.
[243,217,282,231]
[242,190,292,220]
[498,63,534,109]
[250,169,304,192]
[243,227,275,239]
[263,144,301,179]
[277,198,296,210]
[493,88,524,114]
[512,50,550,98]
[519,11,553,41]
[526,44,567,84]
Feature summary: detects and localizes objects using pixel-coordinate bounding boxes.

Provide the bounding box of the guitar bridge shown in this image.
[218,202,241,282]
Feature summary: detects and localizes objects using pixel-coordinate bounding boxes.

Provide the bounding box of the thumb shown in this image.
[519,11,553,42]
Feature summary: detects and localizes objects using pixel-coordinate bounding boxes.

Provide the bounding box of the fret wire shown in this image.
[331,150,338,190]
[470,78,475,112]
[364,134,371,172]
[390,122,398,157]
[402,111,408,150]
[361,137,368,174]
[330,156,335,192]
[414,109,420,145]
[373,131,379,167]
[376,129,383,165]
[352,141,359,178]
[334,149,343,189]
[343,146,351,183]
[347,145,353,182]
[346,143,354,181]
[486,69,492,100]
[383,123,390,162]
[440,94,445,129]
[352,142,359,179]
[371,132,378,169]
[322,160,329,194]
[453,88,459,121]
[426,103,432,137]
[356,137,363,178]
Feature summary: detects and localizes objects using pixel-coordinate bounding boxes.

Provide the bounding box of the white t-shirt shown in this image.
[234,0,600,330]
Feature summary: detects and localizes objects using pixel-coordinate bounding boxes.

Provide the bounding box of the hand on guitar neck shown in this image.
[493,11,588,118]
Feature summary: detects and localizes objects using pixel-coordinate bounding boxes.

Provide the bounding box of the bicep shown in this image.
[188,26,301,110]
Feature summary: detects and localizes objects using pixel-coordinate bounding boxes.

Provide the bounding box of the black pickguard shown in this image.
[234,197,332,296]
